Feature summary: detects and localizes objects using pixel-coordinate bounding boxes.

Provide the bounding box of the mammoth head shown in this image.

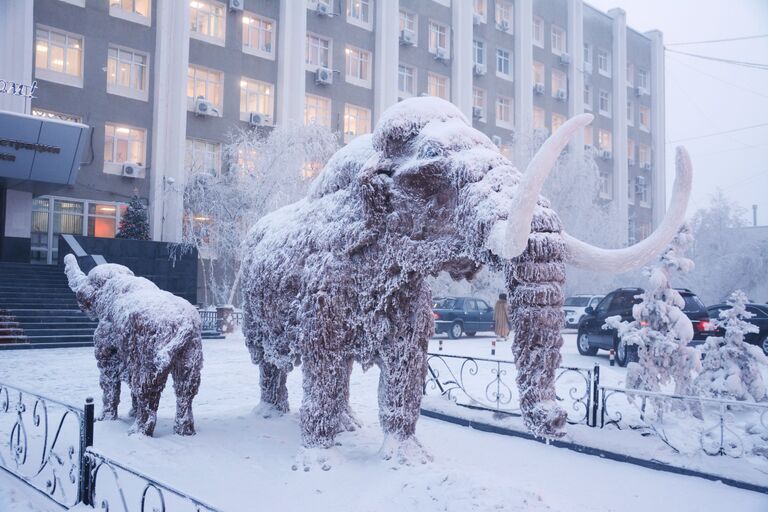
[64,254,134,319]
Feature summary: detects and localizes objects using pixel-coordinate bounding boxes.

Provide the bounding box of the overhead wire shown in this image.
[667,123,768,144]
[667,34,768,46]
[666,48,768,70]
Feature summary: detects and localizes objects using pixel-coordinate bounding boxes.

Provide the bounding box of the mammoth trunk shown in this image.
[506,202,568,438]
[63,254,86,292]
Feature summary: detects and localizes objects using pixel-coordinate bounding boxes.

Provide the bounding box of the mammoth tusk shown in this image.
[564,146,693,273]
[492,113,594,259]
[64,253,87,292]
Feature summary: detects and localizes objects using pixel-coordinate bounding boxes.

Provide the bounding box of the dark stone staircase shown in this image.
[0,262,97,349]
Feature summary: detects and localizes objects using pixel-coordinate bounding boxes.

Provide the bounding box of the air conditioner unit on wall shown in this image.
[559,53,571,65]
[599,150,612,160]
[228,0,243,11]
[635,86,644,97]
[473,63,486,76]
[491,135,502,146]
[194,97,220,117]
[314,2,331,16]
[400,29,416,46]
[498,20,511,32]
[315,67,332,85]
[555,89,567,101]
[122,162,144,178]
[642,162,652,171]
[249,112,270,126]
[473,13,482,25]
[434,48,449,61]
[533,83,545,95]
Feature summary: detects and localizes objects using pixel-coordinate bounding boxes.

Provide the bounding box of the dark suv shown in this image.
[707,303,768,355]
[576,287,714,366]
[433,297,494,339]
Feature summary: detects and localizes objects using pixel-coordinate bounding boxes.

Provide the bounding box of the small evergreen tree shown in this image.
[116,195,150,240]
[695,291,767,401]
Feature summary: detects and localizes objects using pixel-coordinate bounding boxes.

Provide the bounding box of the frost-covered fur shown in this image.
[242,97,577,453]
[64,254,203,436]
[695,291,767,401]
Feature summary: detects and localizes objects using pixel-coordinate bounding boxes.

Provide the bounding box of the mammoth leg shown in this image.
[94,324,122,421]
[337,357,361,433]
[171,340,203,436]
[508,205,568,438]
[299,348,347,448]
[257,361,289,416]
[129,334,171,437]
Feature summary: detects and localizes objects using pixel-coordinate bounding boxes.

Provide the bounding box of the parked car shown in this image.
[433,296,494,339]
[563,294,604,328]
[576,287,715,366]
[706,303,768,355]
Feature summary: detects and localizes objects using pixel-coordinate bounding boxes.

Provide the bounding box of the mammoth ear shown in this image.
[358,156,394,221]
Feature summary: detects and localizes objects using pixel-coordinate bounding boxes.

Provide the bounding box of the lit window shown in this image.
[639,144,651,168]
[427,72,449,100]
[496,95,513,128]
[636,176,648,205]
[109,0,150,23]
[627,139,635,165]
[190,0,225,44]
[35,26,83,87]
[473,40,485,66]
[343,103,371,143]
[583,43,592,72]
[551,69,566,98]
[398,65,416,97]
[242,13,275,58]
[639,105,650,131]
[239,77,274,122]
[551,112,566,132]
[304,94,332,127]
[345,46,372,87]
[533,61,545,86]
[187,65,223,110]
[597,49,610,77]
[627,100,634,125]
[532,17,544,47]
[533,107,546,130]
[598,129,612,151]
[584,83,592,110]
[347,0,372,29]
[551,25,566,55]
[428,21,450,57]
[584,126,594,147]
[306,33,331,69]
[185,138,222,175]
[88,202,124,239]
[104,123,145,166]
[473,0,486,21]
[638,69,650,92]
[472,87,486,120]
[495,0,513,32]
[598,89,611,117]
[107,46,148,100]
[626,63,634,87]
[399,9,417,41]
[496,48,512,79]
[302,161,323,180]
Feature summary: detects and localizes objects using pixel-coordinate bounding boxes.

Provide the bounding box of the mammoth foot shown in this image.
[379,435,433,466]
[174,419,196,436]
[127,421,153,437]
[253,400,289,419]
[336,406,362,433]
[523,400,568,439]
[291,446,341,472]
[97,409,118,421]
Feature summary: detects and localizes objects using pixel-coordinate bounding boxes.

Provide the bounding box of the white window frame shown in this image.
[346,0,373,30]
[239,77,274,123]
[638,69,650,93]
[583,43,592,73]
[472,87,486,122]
[636,176,649,206]
[627,139,636,166]
[473,39,485,66]
[583,83,592,111]
[495,0,513,33]
[189,0,226,46]
[306,33,332,70]
[343,103,371,143]
[345,45,372,88]
[496,48,512,81]
[626,63,634,87]
[551,25,566,56]
[533,61,545,87]
[109,0,151,26]
[428,20,450,57]
[473,0,487,23]
[187,64,223,111]
[427,72,450,100]
[639,105,651,132]
[532,17,544,48]
[103,122,146,175]
[107,45,149,101]
[598,129,612,152]
[639,144,651,169]
[185,138,222,175]
[495,95,513,129]
[627,100,634,126]
[597,48,611,77]
[242,12,276,60]
[398,64,416,97]
[598,89,611,117]
[399,9,418,45]
[551,69,566,98]
[304,94,332,128]
[34,25,84,88]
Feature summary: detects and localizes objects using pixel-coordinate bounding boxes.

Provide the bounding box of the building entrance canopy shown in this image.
[0,110,89,185]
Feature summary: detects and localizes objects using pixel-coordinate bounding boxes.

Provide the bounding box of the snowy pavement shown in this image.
[0,333,765,512]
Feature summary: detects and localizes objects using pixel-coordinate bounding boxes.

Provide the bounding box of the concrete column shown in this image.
[567,0,584,156]
[514,0,533,164]
[0,1,34,114]
[609,8,628,243]
[373,0,399,123]
[451,0,473,119]
[276,0,307,125]
[150,0,191,242]
[646,29,666,228]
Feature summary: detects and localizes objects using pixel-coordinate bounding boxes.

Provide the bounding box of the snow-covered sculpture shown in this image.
[241,97,694,455]
[64,255,203,436]
[695,290,767,401]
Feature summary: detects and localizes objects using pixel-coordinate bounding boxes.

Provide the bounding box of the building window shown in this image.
[598,129,612,152]
[551,69,566,98]
[599,172,612,199]
[242,13,275,59]
[473,40,485,66]
[399,9,418,42]
[429,21,450,57]
[627,139,635,165]
[187,65,223,110]
[597,49,610,77]
[345,46,372,87]
[104,123,146,168]
[533,107,546,131]
[639,105,650,131]
[347,0,372,30]
[190,0,225,45]
[343,104,371,143]
[239,77,274,123]
[107,46,148,101]
[185,138,222,175]
[638,69,649,92]
[473,87,486,121]
[35,26,83,87]
[551,25,566,55]
[598,89,611,117]
[496,95,513,128]
[626,63,634,87]
[639,144,651,168]
[636,176,649,206]
[584,126,594,147]
[496,48,512,80]
[304,94,332,127]
[109,0,150,24]
[551,112,566,133]
[583,43,592,73]
[473,0,487,21]
[584,83,592,110]
[398,65,416,97]
[306,33,331,69]
[533,61,545,86]
[627,100,634,125]
[88,202,126,239]
[427,72,449,100]
[532,17,544,48]
[627,176,635,204]
[495,0,513,32]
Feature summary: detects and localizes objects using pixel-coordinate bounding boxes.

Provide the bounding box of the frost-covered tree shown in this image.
[115,194,150,241]
[181,123,338,306]
[695,290,768,401]
[606,225,700,395]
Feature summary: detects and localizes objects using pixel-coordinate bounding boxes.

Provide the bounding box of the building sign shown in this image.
[0,79,38,99]
[0,110,88,185]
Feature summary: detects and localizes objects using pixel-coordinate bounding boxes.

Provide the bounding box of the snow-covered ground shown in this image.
[0,332,766,512]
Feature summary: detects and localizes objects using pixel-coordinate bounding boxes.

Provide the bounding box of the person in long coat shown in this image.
[494,293,511,339]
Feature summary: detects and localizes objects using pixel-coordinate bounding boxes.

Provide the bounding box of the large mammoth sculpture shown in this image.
[64,255,203,437]
[241,97,692,462]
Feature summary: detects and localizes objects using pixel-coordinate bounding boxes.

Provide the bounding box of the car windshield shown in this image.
[434,298,457,309]
[564,297,590,306]
[681,294,706,313]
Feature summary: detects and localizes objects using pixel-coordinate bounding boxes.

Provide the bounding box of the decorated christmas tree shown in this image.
[116,194,150,240]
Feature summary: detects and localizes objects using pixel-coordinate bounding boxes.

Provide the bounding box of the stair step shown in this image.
[23,328,94,336]
[0,335,28,344]
[25,334,93,342]
[17,322,96,329]
[8,304,81,310]
[9,310,85,317]
[0,299,78,305]
[0,342,92,350]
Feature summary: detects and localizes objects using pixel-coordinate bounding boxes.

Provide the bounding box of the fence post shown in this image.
[79,397,95,506]
[591,364,600,427]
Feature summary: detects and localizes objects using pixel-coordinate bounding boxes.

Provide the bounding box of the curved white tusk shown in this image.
[497,113,594,259]
[564,146,693,273]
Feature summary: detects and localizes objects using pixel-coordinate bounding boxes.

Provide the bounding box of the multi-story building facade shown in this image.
[0,0,665,265]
